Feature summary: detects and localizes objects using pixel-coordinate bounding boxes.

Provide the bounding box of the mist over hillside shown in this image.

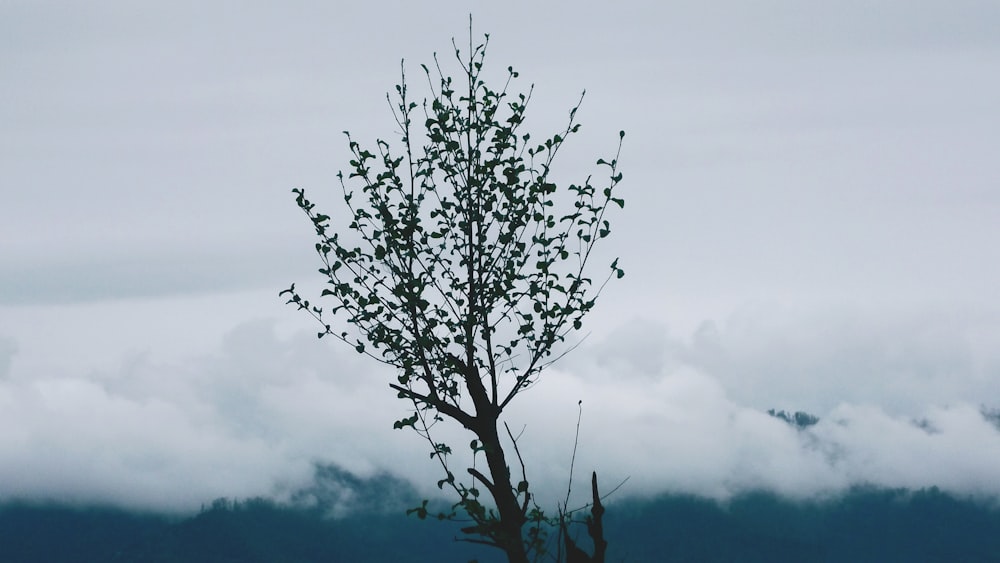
[3,462,999,562]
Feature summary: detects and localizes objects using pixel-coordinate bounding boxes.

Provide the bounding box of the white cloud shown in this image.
[0,313,414,512]
[815,403,1000,496]
[522,310,1000,505]
[1,303,1000,514]
[657,304,1000,415]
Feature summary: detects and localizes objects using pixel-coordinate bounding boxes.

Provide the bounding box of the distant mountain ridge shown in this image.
[767,408,820,429]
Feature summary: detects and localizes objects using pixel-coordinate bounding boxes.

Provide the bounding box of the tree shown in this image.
[282,26,624,563]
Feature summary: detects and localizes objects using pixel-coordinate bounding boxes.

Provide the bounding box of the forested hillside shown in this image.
[3,485,998,562]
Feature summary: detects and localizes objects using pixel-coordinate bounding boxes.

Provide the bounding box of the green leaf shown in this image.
[393,412,419,430]
[406,500,429,520]
[437,472,455,489]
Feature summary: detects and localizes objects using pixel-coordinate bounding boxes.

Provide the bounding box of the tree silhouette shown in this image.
[282,24,623,563]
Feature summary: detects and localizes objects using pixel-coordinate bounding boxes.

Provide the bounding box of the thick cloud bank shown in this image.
[3,0,999,519]
[1,302,999,513]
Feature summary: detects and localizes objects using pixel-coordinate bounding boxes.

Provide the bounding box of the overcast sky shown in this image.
[2,1,1000,513]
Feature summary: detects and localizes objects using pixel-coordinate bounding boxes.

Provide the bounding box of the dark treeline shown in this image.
[605,487,1000,562]
[3,484,1000,562]
[0,497,495,563]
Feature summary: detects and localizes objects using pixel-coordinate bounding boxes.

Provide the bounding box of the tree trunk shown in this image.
[475,418,529,563]
[563,472,607,563]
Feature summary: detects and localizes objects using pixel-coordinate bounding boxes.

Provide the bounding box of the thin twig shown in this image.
[563,400,584,508]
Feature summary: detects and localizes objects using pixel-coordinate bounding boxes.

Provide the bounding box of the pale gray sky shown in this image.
[2,1,1000,512]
